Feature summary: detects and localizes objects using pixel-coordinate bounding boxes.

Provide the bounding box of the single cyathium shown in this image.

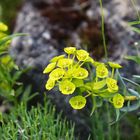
[43,47,138,112]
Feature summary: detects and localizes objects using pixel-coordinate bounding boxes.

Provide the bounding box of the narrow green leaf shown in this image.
[128,88,140,98]
[0,33,28,46]
[122,77,140,87]
[90,96,96,116]
[128,21,140,26]
[115,109,120,122]
[131,27,140,34]
[125,55,140,64]
[121,101,140,112]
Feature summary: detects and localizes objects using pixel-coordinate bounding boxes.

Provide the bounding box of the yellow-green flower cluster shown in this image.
[0,22,8,39]
[94,61,124,109]
[44,47,125,110]
[43,47,91,92]
[43,47,93,109]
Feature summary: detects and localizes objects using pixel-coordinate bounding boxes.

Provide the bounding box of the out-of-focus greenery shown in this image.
[89,103,140,140]
[0,102,76,140]
[0,0,22,30]
[0,23,37,108]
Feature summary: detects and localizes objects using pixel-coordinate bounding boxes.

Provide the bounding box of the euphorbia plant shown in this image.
[43,47,140,117]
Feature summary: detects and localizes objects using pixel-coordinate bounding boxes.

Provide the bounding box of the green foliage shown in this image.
[123,42,140,113]
[0,22,35,107]
[127,20,140,64]
[125,55,140,64]
[119,113,140,140]
[90,103,140,140]
[0,102,76,140]
[128,20,140,34]
[90,104,120,140]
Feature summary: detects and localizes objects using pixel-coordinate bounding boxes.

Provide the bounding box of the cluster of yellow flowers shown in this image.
[0,22,8,39]
[43,47,125,110]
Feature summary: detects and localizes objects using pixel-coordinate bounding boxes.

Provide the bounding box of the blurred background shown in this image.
[0,0,22,31]
[0,0,140,140]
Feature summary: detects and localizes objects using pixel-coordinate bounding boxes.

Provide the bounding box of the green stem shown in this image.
[95,76,98,82]
[75,61,81,68]
[116,69,127,95]
[99,0,108,60]
[116,122,120,140]
[111,68,115,78]
[79,61,85,67]
[106,103,112,140]
[70,54,75,68]
[85,90,92,98]
[72,54,75,62]
[68,54,70,59]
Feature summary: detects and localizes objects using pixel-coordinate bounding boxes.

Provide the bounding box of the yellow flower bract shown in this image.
[50,55,65,63]
[64,47,76,54]
[64,68,74,78]
[59,80,75,95]
[108,62,122,69]
[96,64,108,78]
[69,96,86,109]
[43,62,56,74]
[113,94,124,109]
[106,78,118,93]
[49,68,65,80]
[76,50,89,61]
[45,78,55,90]
[57,58,73,68]
[73,67,88,79]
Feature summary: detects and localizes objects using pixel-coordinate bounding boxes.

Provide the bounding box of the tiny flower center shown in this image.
[78,72,84,76]
[116,101,122,106]
[76,101,83,106]
[65,86,72,91]
[100,70,105,75]
[111,83,116,88]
